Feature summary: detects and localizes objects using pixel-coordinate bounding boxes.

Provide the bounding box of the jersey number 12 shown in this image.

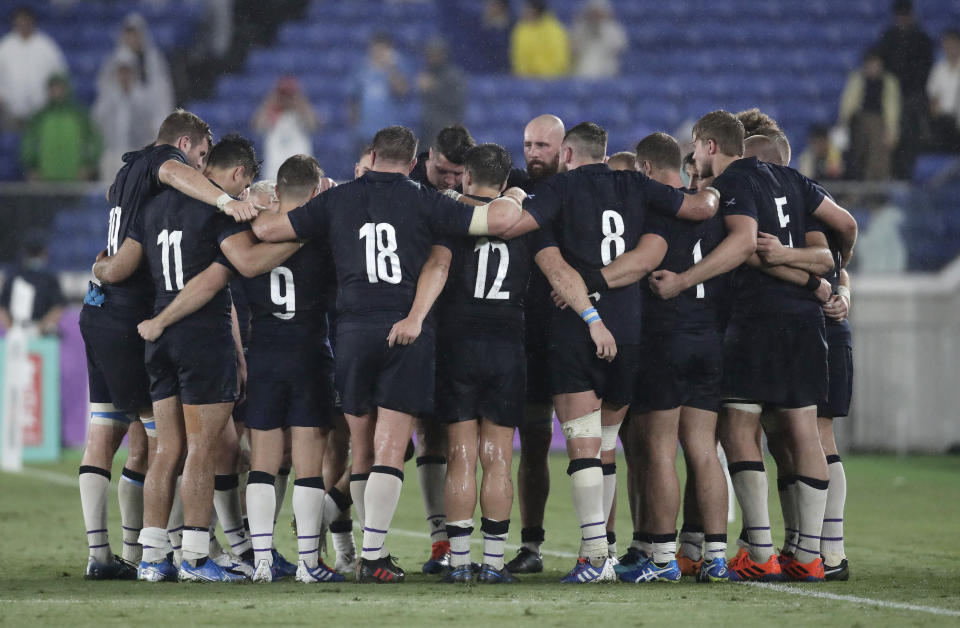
[474,238,510,300]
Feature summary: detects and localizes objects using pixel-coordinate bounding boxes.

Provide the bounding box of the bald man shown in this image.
[505,114,566,575]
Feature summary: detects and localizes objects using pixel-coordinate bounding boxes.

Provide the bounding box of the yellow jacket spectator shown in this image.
[511,1,571,77]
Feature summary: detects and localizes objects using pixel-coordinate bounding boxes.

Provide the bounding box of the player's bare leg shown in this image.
[416,418,450,572]
[817,417,847,577]
[212,416,251,562]
[346,412,375,545]
[477,419,515,579]
[620,412,648,560]
[323,416,357,572]
[138,396,186,575]
[777,407,828,580]
[600,402,626,558]
[444,420,479,576]
[719,405,777,567]
[118,419,149,566]
[762,414,799,558]
[247,427,284,573]
[508,403,552,573]
[179,401,234,568]
[553,391,609,577]
[638,409,681,567]
[679,407,728,575]
[289,426,328,577]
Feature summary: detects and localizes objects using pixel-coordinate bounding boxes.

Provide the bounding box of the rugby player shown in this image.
[506,114,565,574]
[607,151,638,171]
[97,135,301,582]
[651,112,857,582]
[252,125,539,583]
[407,124,477,571]
[519,122,721,583]
[682,152,700,190]
[79,110,258,579]
[434,144,531,584]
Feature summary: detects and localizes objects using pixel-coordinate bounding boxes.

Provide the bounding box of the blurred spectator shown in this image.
[798,124,844,181]
[99,14,175,134]
[455,0,512,74]
[93,51,157,180]
[926,28,960,153]
[0,6,67,130]
[0,232,65,335]
[418,38,467,148]
[570,0,627,78]
[172,0,235,102]
[253,77,318,180]
[349,33,411,149]
[20,74,101,181]
[875,0,934,177]
[510,0,570,77]
[839,48,901,180]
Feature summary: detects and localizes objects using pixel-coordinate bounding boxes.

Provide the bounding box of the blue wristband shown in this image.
[580,307,601,325]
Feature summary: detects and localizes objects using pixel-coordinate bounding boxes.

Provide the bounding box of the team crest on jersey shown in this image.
[725,198,737,207]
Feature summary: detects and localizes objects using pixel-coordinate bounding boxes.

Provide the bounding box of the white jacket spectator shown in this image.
[93,51,157,180]
[927,29,960,125]
[98,13,175,134]
[570,0,627,78]
[0,7,67,126]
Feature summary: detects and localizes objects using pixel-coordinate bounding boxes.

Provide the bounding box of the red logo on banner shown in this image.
[22,353,43,447]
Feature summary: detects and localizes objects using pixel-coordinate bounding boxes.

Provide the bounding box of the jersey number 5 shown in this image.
[774,196,794,248]
[359,222,401,284]
[270,266,295,320]
[157,229,183,291]
[474,238,510,300]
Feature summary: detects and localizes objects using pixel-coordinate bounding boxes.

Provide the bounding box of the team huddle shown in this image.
[76,105,856,585]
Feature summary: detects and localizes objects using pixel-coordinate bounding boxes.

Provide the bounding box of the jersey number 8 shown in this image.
[359,222,401,284]
[601,209,625,265]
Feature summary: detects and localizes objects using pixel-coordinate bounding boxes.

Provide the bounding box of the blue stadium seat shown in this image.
[913,154,959,183]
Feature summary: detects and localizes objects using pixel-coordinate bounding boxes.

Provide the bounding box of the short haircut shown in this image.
[248,179,277,201]
[735,108,781,137]
[372,125,418,163]
[206,133,261,179]
[635,132,681,172]
[765,127,792,165]
[433,124,476,165]
[692,110,745,157]
[743,135,782,164]
[607,151,638,171]
[277,154,323,200]
[863,45,884,63]
[156,109,213,149]
[463,143,512,188]
[563,121,607,161]
[682,152,696,168]
[358,144,374,160]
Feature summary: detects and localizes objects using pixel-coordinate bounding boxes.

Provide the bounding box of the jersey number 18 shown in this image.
[359,222,401,284]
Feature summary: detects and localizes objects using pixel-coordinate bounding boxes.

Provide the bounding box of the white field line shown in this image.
[8,468,960,618]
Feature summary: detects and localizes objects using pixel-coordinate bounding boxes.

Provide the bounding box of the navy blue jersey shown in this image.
[101,145,189,309]
[437,194,533,333]
[241,238,335,340]
[409,151,438,191]
[286,171,476,325]
[644,212,730,331]
[712,158,826,317]
[524,163,683,344]
[229,277,251,346]
[137,185,247,327]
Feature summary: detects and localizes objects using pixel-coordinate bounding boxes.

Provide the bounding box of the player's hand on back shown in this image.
[756,231,788,265]
[649,269,686,300]
[502,187,528,204]
[137,318,164,342]
[319,177,337,192]
[223,198,261,223]
[387,316,422,347]
[588,320,617,362]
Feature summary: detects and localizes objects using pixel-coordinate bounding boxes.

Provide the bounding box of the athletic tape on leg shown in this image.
[561,410,601,440]
[724,402,763,414]
[600,421,622,452]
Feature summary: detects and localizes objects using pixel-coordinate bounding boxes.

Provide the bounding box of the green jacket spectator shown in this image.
[21,74,102,181]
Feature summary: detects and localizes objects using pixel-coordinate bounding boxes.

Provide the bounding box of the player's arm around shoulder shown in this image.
[92,238,143,285]
[157,159,259,222]
[812,196,858,266]
[756,229,834,275]
[675,185,721,221]
[138,262,233,341]
[387,244,453,347]
[219,229,300,278]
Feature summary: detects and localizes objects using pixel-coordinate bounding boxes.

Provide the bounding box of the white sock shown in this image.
[349,474,368,532]
[214,474,251,555]
[330,517,356,558]
[182,527,209,563]
[778,476,799,554]
[167,480,183,564]
[416,456,448,543]
[320,486,350,537]
[446,519,473,568]
[208,510,224,558]
[361,467,404,561]
[79,466,112,563]
[246,473,276,566]
[704,534,727,561]
[729,462,774,561]
[793,475,829,564]
[139,526,171,564]
[481,518,509,570]
[651,534,677,565]
[601,461,616,523]
[569,459,607,564]
[679,527,704,561]
[293,478,325,569]
[118,467,145,564]
[821,456,847,564]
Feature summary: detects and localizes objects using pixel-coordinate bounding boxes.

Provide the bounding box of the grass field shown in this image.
[1,451,959,627]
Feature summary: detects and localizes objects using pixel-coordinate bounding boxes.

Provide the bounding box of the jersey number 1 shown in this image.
[157,229,183,291]
[359,222,401,284]
[692,239,705,299]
